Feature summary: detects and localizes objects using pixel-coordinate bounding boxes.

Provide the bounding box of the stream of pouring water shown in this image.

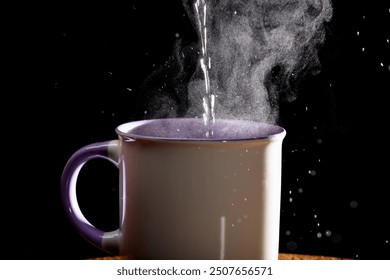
[195,0,215,137]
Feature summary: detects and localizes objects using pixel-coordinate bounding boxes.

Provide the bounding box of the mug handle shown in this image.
[61,140,120,255]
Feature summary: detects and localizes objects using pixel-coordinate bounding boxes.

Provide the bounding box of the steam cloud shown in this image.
[139,0,333,124]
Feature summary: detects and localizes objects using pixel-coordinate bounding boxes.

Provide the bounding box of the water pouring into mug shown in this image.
[194,0,216,137]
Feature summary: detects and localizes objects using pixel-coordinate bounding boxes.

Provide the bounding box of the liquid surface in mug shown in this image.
[118,118,285,141]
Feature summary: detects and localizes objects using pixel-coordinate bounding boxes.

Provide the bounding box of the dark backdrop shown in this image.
[4,0,389,259]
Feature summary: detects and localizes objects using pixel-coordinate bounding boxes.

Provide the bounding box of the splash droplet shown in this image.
[350,200,358,208]
[309,170,317,176]
[286,241,298,251]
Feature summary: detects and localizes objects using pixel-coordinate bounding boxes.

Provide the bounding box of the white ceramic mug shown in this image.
[61,118,286,259]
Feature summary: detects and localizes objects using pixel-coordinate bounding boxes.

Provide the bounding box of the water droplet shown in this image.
[243,214,248,220]
[325,230,332,237]
[314,214,317,218]
[317,232,322,238]
[232,187,237,192]
[286,241,298,251]
[331,233,342,243]
[175,33,180,38]
[357,31,360,36]
[244,198,247,202]
[289,197,293,203]
[350,200,358,208]
[362,47,365,52]
[286,230,291,236]
[237,218,242,223]
[317,139,323,144]
[298,188,303,193]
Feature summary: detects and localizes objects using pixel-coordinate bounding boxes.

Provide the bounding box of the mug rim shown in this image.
[116,118,286,142]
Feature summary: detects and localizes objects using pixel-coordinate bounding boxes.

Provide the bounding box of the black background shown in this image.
[3,0,390,259]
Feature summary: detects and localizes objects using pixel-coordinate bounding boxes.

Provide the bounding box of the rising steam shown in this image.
[139,0,333,124]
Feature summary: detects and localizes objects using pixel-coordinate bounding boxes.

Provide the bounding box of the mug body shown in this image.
[116,118,285,259]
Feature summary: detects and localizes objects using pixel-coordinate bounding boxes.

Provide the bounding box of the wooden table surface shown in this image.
[90,253,352,260]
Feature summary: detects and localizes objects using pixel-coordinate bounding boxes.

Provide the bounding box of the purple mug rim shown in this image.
[116,118,286,142]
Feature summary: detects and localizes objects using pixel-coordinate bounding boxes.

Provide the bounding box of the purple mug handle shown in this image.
[61,140,120,255]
